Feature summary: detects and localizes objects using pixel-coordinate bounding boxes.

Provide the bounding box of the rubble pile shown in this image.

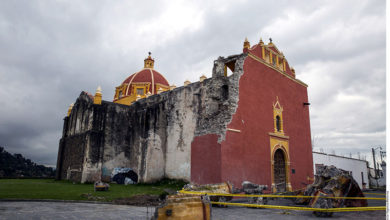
[241,181,268,205]
[183,181,269,208]
[183,182,234,207]
[296,165,367,217]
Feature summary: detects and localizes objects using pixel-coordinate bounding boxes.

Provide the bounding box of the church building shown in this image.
[55,38,313,193]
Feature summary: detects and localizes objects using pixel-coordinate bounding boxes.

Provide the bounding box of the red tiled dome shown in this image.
[113,53,170,103]
[122,68,169,96]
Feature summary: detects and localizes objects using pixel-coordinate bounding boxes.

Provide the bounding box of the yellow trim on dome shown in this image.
[114,54,170,106]
[125,69,144,95]
[156,83,170,94]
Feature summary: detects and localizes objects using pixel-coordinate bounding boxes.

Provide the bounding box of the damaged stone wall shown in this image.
[56,53,247,183]
[56,94,103,182]
[58,134,86,182]
[56,93,106,182]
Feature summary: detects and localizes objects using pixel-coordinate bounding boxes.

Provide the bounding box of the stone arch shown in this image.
[270,144,291,192]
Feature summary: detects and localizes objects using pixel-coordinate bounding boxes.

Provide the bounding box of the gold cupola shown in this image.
[144,52,154,69]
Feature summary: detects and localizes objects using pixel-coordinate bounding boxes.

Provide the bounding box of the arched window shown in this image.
[118,91,123,99]
[276,115,281,132]
[273,97,284,135]
[272,55,276,66]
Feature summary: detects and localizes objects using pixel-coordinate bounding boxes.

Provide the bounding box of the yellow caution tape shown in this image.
[179,190,386,200]
[210,201,386,212]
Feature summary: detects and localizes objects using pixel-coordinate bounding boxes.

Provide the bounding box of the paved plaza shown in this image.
[0,191,386,220]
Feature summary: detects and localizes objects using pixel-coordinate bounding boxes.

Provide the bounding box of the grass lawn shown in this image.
[0,179,186,202]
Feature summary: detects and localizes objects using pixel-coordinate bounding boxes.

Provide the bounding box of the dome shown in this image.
[113,53,170,105]
[121,69,169,96]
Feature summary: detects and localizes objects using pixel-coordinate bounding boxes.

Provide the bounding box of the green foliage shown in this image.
[0,146,55,178]
[0,178,186,202]
[143,178,188,188]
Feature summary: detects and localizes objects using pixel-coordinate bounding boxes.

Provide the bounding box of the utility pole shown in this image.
[372,148,377,179]
[372,148,378,188]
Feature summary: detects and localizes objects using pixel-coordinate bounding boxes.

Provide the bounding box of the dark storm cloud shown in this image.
[0,1,105,164]
[0,0,385,166]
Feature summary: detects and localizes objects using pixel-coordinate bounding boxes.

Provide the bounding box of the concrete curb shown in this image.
[0,199,160,208]
[0,199,113,205]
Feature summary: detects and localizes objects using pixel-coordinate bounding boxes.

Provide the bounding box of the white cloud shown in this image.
[0,0,385,166]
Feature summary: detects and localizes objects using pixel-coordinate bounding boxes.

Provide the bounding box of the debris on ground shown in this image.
[111,167,138,185]
[183,182,234,207]
[295,165,367,217]
[153,194,211,220]
[242,181,268,206]
[94,181,109,191]
[113,195,162,206]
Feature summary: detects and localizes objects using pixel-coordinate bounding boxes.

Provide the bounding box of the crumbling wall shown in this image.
[66,94,95,136]
[57,53,247,183]
[58,134,86,181]
[130,53,247,182]
[56,93,105,182]
[197,54,246,141]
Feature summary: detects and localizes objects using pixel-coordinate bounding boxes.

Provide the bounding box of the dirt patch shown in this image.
[113,195,163,206]
[80,193,107,201]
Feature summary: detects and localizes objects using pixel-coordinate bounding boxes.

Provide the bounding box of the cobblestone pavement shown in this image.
[0,201,385,220]
[0,201,156,220]
[211,205,386,220]
[212,191,386,220]
[0,191,386,220]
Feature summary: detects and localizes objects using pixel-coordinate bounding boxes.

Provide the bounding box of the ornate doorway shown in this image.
[273,149,286,192]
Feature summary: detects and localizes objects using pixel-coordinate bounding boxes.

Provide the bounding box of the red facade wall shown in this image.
[191,134,221,184]
[191,49,313,190]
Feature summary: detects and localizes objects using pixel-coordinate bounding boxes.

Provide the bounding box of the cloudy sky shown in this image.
[0,0,386,167]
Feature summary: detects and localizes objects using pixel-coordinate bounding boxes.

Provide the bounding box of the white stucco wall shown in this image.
[164,89,197,181]
[313,152,369,189]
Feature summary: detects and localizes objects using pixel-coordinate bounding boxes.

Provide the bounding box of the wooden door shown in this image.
[274,149,286,192]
